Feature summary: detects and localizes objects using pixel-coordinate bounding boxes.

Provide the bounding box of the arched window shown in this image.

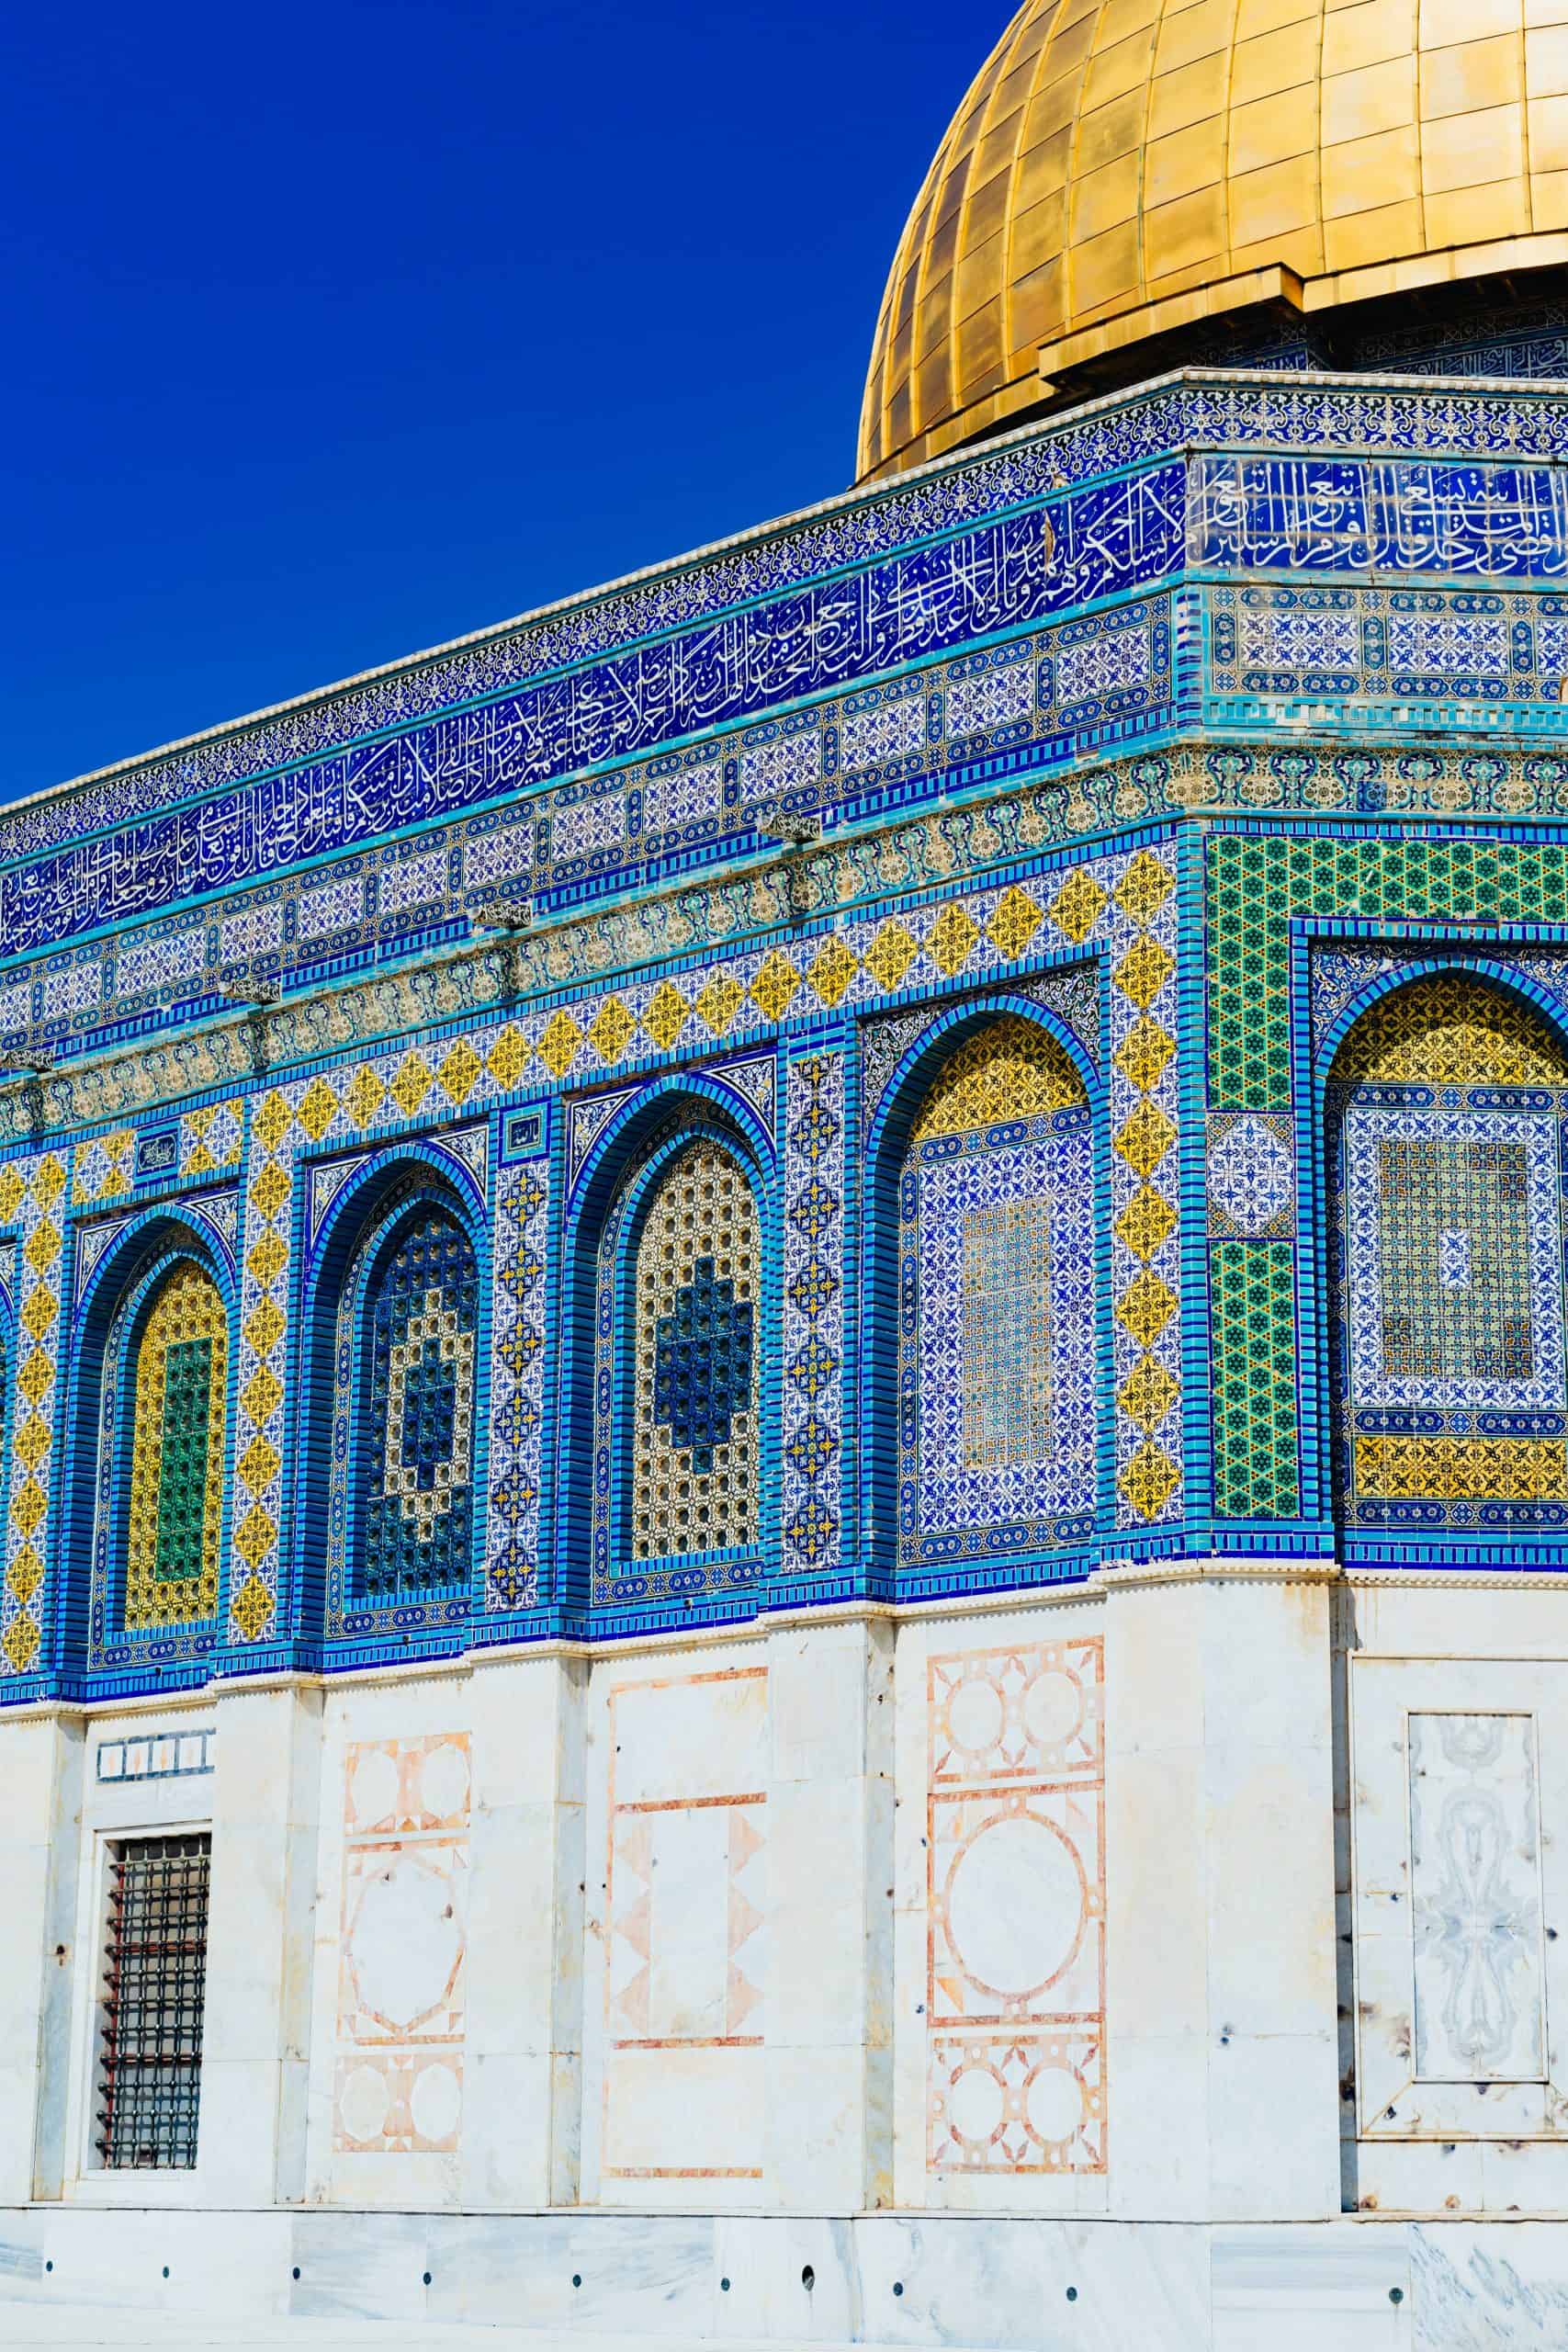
[114,1258,229,1633]
[1326,974,1568,1544]
[326,1199,480,1612]
[895,1014,1097,1568]
[592,1133,761,1594]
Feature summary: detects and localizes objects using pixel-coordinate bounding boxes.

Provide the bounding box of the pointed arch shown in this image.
[62,1213,237,1670]
[561,1077,775,1614]
[1323,968,1568,1551]
[865,1002,1103,1578]
[300,1150,486,1641]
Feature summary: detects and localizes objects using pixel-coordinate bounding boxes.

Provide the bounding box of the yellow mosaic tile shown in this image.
[296,1077,338,1141]
[1050,869,1108,944]
[1114,1017,1176,1093]
[590,998,637,1063]
[1116,1269,1177,1346]
[241,1365,283,1425]
[1119,1356,1179,1432]
[486,1025,529,1089]
[863,921,918,990]
[11,1478,46,1537]
[245,1230,288,1288]
[1114,1101,1177,1176]
[1119,1441,1179,1520]
[1114,1185,1178,1262]
[243,1299,286,1356]
[21,1288,57,1343]
[233,1504,277,1568]
[17,1352,51,1407]
[32,1159,64,1209]
[253,1091,293,1153]
[0,1167,24,1222]
[13,1418,49,1470]
[1,1618,39,1674]
[696,976,745,1035]
[438,1038,483,1105]
[913,1014,1085,1141]
[537,1011,583,1079]
[231,1575,274,1640]
[807,937,858,1010]
[987,886,1044,958]
[1113,851,1176,926]
[1113,937,1175,1011]
[926,901,979,977]
[236,1434,280,1495]
[344,1066,388,1127]
[6,1546,41,1607]
[643,982,690,1050]
[23,1221,60,1275]
[750,952,800,1023]
[249,1162,290,1221]
[390,1051,435,1115]
[123,1261,228,1632]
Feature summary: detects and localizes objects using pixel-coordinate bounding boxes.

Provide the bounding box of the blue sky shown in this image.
[1,1,1003,805]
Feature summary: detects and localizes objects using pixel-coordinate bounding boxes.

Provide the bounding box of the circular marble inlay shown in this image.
[946,2060,1005,2144]
[1026,2061,1084,2147]
[349,1854,462,2032]
[1021,1665,1083,1750]
[421,1738,469,1824]
[410,2058,462,2145]
[338,2063,390,2144]
[945,1676,1006,1757]
[945,1812,1083,1996]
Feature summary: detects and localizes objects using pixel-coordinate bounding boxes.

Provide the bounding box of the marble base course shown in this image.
[6,2209,1568,2348]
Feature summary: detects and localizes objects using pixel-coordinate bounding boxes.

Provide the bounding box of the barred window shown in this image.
[96,1834,210,2170]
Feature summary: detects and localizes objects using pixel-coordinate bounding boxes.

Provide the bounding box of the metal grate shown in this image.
[96,1833,210,2169]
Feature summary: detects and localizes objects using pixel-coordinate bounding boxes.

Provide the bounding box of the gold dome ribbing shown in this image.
[859,0,1568,481]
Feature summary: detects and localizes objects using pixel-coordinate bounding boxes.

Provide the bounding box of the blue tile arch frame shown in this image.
[51,1206,242,1688]
[555,1069,780,1638]
[857,982,1117,1604]
[287,1136,494,1666]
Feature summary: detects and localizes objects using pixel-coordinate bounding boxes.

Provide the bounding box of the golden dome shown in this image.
[858,0,1568,481]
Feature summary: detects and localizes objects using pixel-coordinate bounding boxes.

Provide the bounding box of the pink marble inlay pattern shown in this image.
[602,1668,767,2181]
[926,1638,1105,2175]
[333,1732,470,2155]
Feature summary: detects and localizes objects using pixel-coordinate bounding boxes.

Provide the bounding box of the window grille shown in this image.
[96,1833,210,2169]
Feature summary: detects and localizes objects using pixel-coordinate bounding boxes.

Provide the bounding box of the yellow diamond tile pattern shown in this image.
[807,938,857,1010]
[1051,870,1108,944]
[391,1053,434,1114]
[344,1066,387,1127]
[926,902,979,978]
[750,952,800,1023]
[438,1039,483,1105]
[250,1161,290,1221]
[297,1076,339,1141]
[863,921,918,991]
[537,1012,583,1079]
[987,887,1044,959]
[0,849,1184,1656]
[643,982,690,1051]
[590,999,637,1064]
[696,977,745,1035]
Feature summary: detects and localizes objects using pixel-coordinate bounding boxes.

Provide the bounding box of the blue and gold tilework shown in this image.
[782,1054,845,1582]
[122,1261,228,1631]
[0,1151,64,1677]
[486,1158,547,1614]
[356,1211,479,1600]
[898,1019,1096,1566]
[1330,978,1568,1533]
[629,1140,759,1564]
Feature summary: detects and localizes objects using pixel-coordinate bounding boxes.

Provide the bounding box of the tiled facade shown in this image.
[17,332,1568,2341]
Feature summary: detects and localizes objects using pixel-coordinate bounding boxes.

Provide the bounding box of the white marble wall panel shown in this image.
[892,1594,1107,2217]
[581,1647,770,2205]
[1351,1657,1568,2172]
[0,1713,83,2203]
